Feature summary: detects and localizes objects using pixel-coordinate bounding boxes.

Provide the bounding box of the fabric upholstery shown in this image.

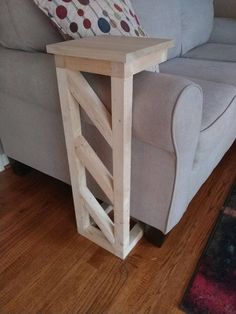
[184,43,236,63]
[160,58,236,87]
[0,47,60,112]
[180,0,214,54]
[210,18,236,45]
[83,123,177,233]
[0,0,63,52]
[160,55,236,215]
[214,0,236,19]
[131,0,182,59]
[189,98,236,201]
[188,114,236,202]
[0,46,201,153]
[83,72,203,233]
[133,73,202,153]
[84,71,202,152]
[82,72,203,232]
[189,78,236,131]
[160,59,236,133]
[195,97,236,164]
[0,93,70,183]
[34,0,146,38]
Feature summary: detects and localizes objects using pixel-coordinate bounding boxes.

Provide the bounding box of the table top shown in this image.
[47,36,173,63]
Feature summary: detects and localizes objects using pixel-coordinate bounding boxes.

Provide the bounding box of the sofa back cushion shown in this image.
[181,0,214,55]
[0,0,63,52]
[131,0,182,59]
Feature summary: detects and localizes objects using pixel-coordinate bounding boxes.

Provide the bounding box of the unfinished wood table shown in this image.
[47,36,173,259]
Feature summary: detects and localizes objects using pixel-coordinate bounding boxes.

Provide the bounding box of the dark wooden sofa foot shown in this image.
[144,224,167,247]
[9,158,32,176]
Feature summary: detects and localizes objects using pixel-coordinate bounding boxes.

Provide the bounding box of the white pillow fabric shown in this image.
[33,0,146,39]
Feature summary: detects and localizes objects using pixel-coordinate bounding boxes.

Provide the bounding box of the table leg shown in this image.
[56,67,90,232]
[111,76,134,258]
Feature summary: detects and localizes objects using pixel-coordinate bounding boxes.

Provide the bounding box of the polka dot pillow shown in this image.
[34,0,146,39]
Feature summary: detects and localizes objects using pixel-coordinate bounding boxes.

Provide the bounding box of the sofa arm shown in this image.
[133,72,203,233]
[84,71,203,153]
[133,72,203,153]
[209,18,236,45]
[83,72,203,234]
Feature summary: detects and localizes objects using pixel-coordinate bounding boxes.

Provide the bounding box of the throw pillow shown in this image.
[33,0,146,39]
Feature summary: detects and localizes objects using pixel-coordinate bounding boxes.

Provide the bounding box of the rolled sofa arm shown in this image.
[132,72,203,152]
[209,17,236,45]
[84,71,203,154]
[84,72,203,234]
[133,72,203,232]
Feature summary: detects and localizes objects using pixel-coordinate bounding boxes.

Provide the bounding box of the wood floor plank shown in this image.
[0,181,75,272]
[0,217,74,308]
[41,261,97,314]
[0,142,235,314]
[4,237,95,314]
[41,252,119,313]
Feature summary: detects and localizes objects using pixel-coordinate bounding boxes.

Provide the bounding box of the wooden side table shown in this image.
[47,36,173,259]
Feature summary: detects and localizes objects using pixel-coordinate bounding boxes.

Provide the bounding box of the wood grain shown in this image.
[68,70,113,147]
[56,66,90,233]
[47,36,173,63]
[0,142,235,314]
[75,135,114,203]
[111,76,134,256]
[81,187,115,244]
[47,36,172,78]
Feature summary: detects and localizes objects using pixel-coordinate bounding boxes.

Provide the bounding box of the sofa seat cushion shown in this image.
[184,43,236,62]
[160,58,236,87]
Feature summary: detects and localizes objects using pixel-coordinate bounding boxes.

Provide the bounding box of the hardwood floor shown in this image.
[0,143,235,314]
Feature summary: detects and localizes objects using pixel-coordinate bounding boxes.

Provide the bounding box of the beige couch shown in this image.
[0,0,235,237]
